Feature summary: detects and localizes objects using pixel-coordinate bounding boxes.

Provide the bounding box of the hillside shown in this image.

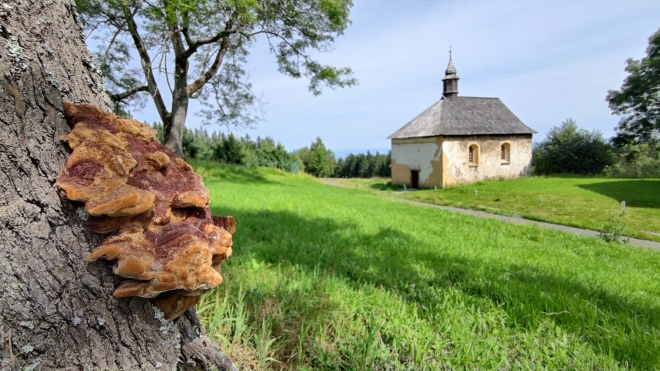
[193,162,660,371]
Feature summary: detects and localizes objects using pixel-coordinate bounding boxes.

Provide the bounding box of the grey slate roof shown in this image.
[388,96,536,139]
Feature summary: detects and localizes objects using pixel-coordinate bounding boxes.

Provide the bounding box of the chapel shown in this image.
[388,52,536,188]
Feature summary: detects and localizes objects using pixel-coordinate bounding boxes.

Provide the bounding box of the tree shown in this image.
[300,137,334,177]
[0,0,234,369]
[533,119,614,175]
[332,151,390,178]
[254,136,292,169]
[607,28,660,145]
[294,146,311,170]
[77,0,357,157]
[605,136,660,178]
[213,133,245,164]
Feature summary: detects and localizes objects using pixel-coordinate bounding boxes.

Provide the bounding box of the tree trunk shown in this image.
[164,57,189,158]
[0,1,235,369]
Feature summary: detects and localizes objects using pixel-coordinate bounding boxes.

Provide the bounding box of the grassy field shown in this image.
[192,162,660,370]
[345,177,660,243]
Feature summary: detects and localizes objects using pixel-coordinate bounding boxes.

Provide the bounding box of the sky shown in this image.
[117,0,660,156]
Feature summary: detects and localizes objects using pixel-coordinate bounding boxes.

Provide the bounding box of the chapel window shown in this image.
[468,144,479,165]
[501,143,511,163]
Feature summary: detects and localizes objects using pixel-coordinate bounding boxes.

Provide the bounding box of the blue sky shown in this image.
[120,0,660,155]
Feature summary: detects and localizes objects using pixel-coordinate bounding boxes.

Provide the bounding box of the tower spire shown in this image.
[442,47,459,98]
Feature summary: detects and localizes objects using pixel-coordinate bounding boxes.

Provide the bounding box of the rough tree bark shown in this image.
[0,0,236,369]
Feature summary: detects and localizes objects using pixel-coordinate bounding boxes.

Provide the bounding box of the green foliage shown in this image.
[151,122,294,169]
[334,151,391,178]
[605,138,660,178]
[533,118,615,175]
[600,210,629,244]
[607,28,660,145]
[77,0,356,126]
[151,121,165,143]
[294,137,336,177]
[214,134,245,165]
[310,138,333,177]
[183,127,216,160]
[196,163,660,370]
[156,123,373,179]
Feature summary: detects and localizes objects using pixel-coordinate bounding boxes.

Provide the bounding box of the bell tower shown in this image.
[442,47,459,98]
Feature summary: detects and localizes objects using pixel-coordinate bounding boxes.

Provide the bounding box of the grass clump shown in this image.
[195,163,660,370]
[600,210,630,244]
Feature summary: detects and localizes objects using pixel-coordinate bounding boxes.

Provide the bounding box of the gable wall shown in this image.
[443,134,532,185]
[391,137,444,187]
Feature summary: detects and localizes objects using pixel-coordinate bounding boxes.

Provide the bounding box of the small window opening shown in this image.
[501,143,511,163]
[468,144,479,165]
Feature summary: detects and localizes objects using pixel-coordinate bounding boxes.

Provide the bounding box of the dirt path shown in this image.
[318,179,660,250]
[320,179,347,187]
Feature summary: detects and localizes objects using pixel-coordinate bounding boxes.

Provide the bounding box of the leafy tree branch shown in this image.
[77,0,357,156]
[607,28,660,145]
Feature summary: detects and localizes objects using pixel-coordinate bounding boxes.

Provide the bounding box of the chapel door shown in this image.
[411,170,419,189]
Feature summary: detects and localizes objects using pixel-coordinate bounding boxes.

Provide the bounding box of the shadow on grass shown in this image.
[578,180,660,209]
[217,206,660,370]
[368,182,406,192]
[368,183,387,191]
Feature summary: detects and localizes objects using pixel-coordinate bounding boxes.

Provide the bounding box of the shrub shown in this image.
[605,140,660,178]
[599,210,629,244]
[533,119,614,175]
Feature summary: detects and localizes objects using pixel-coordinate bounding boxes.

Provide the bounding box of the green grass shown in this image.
[368,176,660,242]
[192,161,660,370]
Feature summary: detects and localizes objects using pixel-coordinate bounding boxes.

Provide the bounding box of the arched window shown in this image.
[468,143,479,165]
[501,142,511,163]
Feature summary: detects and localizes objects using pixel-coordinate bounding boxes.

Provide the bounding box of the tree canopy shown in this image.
[605,134,660,178]
[533,118,614,175]
[293,137,335,177]
[77,0,357,156]
[607,28,660,145]
[334,151,390,178]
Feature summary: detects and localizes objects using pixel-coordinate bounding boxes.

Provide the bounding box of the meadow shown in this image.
[193,162,660,370]
[351,177,660,243]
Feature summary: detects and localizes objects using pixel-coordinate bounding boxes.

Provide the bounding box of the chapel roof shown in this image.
[388,96,537,139]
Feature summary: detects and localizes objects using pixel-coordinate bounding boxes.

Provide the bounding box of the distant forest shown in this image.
[152,124,391,178]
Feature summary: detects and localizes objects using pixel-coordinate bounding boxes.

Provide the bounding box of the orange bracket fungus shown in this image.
[56,102,234,320]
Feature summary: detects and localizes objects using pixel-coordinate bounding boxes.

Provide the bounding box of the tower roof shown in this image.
[444,47,458,78]
[445,57,457,76]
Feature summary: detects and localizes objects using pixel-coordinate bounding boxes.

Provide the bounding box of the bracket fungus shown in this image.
[57,102,234,319]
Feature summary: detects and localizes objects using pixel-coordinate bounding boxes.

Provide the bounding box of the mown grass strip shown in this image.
[349,176,660,242]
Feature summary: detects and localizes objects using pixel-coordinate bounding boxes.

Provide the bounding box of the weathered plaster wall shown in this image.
[391,135,532,188]
[443,135,532,185]
[391,137,444,187]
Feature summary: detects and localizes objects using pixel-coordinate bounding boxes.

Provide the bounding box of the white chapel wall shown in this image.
[390,137,443,187]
